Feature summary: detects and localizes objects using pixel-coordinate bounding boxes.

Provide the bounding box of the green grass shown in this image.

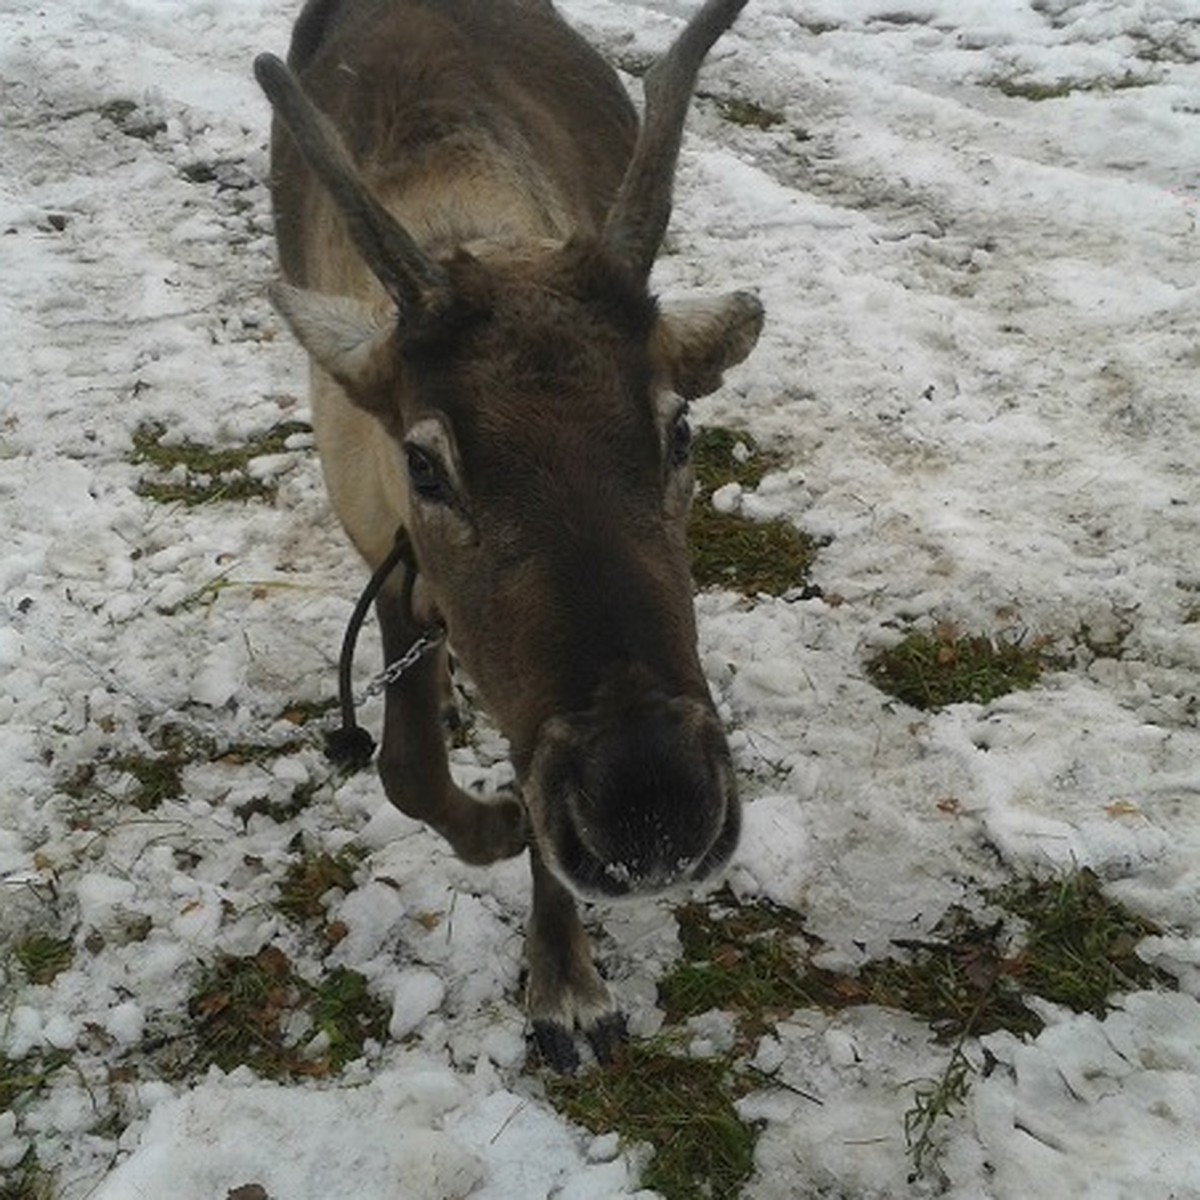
[547,1044,758,1200]
[849,872,1172,1041]
[310,968,391,1070]
[58,724,200,815]
[688,427,817,596]
[276,849,363,923]
[630,870,1179,1188]
[60,721,324,824]
[233,780,323,827]
[0,1053,71,1199]
[690,427,778,494]
[0,1151,56,1200]
[689,506,817,595]
[0,1053,70,1116]
[699,91,786,130]
[990,869,1175,1017]
[13,936,74,986]
[858,907,1042,1041]
[661,888,841,1040]
[129,419,311,505]
[187,946,388,1079]
[903,1042,975,1180]
[866,626,1047,709]
[97,98,165,142]
[889,871,1176,1176]
[992,71,1156,101]
[109,750,185,812]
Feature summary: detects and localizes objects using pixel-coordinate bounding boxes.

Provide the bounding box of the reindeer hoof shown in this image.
[528,1010,628,1073]
[530,1019,582,1074]
[585,1011,628,1065]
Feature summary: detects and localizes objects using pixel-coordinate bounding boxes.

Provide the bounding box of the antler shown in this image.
[254,53,449,317]
[603,0,749,280]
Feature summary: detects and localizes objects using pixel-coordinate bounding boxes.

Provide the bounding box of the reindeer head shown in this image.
[256,0,761,898]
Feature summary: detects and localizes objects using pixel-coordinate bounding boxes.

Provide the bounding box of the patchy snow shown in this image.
[2,0,1199,1196]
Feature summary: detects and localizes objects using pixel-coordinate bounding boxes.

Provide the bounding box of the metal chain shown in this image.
[358,627,446,701]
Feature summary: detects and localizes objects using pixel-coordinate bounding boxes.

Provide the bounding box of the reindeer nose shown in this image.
[542,700,738,897]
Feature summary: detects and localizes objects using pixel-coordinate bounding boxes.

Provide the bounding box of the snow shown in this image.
[2,0,1199,1196]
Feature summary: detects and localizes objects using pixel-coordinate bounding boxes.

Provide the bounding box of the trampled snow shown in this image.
[2,0,1199,1196]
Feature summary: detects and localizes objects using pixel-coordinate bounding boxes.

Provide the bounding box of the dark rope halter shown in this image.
[324,529,434,769]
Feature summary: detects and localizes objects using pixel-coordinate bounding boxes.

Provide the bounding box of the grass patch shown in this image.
[866,625,1046,709]
[310,968,390,1069]
[690,427,778,494]
[110,750,185,813]
[874,10,933,25]
[991,71,1156,101]
[549,872,1178,1192]
[0,1150,56,1200]
[187,946,388,1078]
[276,849,363,923]
[854,871,1173,1041]
[689,507,818,596]
[13,936,74,986]
[59,722,206,815]
[688,427,817,596]
[0,1053,70,1116]
[613,51,654,78]
[646,870,1180,1186]
[888,870,1176,1176]
[99,98,165,141]
[547,1043,758,1200]
[995,78,1075,101]
[1131,31,1199,65]
[903,1041,974,1181]
[990,869,1175,1017]
[661,887,851,1040]
[61,722,323,824]
[233,780,323,827]
[60,749,184,816]
[858,907,1041,1041]
[0,1049,72,1195]
[700,91,786,129]
[129,419,311,505]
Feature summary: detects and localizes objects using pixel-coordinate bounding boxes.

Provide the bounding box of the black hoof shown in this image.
[531,1019,580,1074]
[585,1012,628,1065]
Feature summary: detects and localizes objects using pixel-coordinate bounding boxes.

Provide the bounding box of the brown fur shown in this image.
[260,0,761,1071]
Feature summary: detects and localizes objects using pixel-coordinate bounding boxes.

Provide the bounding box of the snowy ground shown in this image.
[2,0,1199,1196]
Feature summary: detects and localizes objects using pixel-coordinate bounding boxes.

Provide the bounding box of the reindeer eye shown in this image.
[405,444,453,505]
[668,410,693,469]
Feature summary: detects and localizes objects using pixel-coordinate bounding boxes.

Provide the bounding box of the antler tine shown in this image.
[254,53,449,316]
[602,0,749,280]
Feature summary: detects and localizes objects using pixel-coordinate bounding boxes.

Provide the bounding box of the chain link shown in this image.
[359,628,446,700]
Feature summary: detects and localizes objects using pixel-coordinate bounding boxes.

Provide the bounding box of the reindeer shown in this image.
[255,0,762,1071]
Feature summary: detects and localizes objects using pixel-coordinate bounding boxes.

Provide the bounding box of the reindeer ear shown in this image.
[270,282,398,407]
[653,291,764,400]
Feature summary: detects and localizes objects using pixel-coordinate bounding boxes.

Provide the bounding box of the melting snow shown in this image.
[2,0,1199,1196]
